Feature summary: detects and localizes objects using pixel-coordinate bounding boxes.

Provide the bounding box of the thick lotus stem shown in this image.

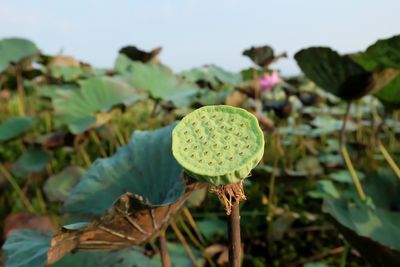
[340,102,366,201]
[228,200,241,267]
[212,180,245,267]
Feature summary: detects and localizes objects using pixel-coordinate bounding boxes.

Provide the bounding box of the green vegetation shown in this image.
[0,35,400,267]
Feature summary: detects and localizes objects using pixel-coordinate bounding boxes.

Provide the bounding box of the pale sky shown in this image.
[1,0,399,75]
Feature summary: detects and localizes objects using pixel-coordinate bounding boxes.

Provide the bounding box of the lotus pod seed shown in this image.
[172,105,265,185]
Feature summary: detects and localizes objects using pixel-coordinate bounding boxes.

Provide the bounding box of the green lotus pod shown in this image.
[172,105,264,185]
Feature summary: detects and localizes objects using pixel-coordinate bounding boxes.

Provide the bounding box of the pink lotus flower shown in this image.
[258,71,282,92]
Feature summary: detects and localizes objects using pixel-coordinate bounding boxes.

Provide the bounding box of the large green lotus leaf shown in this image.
[352,35,400,71]
[53,76,144,134]
[0,38,39,73]
[374,74,400,110]
[51,248,150,267]
[115,54,198,106]
[11,149,51,179]
[362,170,400,210]
[114,53,134,73]
[181,64,242,90]
[64,123,184,217]
[2,230,52,267]
[36,84,78,99]
[0,116,35,142]
[43,166,85,202]
[323,171,400,266]
[295,47,372,100]
[323,199,400,266]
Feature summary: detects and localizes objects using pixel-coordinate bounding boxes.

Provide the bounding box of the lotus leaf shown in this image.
[115,55,198,106]
[295,47,372,100]
[0,38,39,73]
[12,149,51,179]
[352,34,400,71]
[53,76,144,134]
[2,230,52,267]
[43,166,85,202]
[64,123,185,217]
[52,248,150,267]
[323,171,400,266]
[0,116,35,142]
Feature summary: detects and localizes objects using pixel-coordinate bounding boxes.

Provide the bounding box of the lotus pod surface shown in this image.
[172,105,264,185]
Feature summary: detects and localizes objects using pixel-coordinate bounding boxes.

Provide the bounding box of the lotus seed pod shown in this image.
[172,105,265,185]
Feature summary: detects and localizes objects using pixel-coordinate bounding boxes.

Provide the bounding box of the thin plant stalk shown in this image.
[89,130,108,158]
[340,242,350,267]
[44,111,52,132]
[182,207,206,245]
[228,201,241,267]
[171,220,198,267]
[268,129,281,215]
[78,147,91,168]
[114,125,127,146]
[158,229,171,267]
[74,135,92,167]
[252,68,262,115]
[177,216,203,249]
[0,164,35,213]
[340,102,366,201]
[35,187,47,214]
[267,130,280,254]
[375,113,400,179]
[15,67,25,116]
[177,216,217,267]
[150,99,160,118]
[378,141,400,178]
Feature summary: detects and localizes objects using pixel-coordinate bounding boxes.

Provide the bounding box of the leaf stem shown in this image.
[339,102,366,201]
[35,187,47,214]
[0,164,35,213]
[114,126,127,146]
[89,130,108,158]
[79,146,91,168]
[378,141,400,178]
[159,229,171,267]
[151,99,160,117]
[375,113,400,179]
[182,207,206,245]
[44,111,52,132]
[177,216,203,249]
[178,216,217,267]
[252,68,262,115]
[15,66,25,116]
[171,220,198,267]
[340,242,350,267]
